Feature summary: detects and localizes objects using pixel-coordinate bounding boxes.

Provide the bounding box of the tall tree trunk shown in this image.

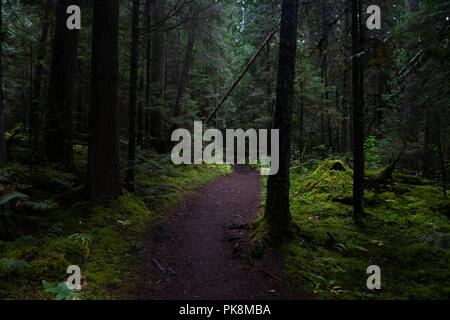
[174,13,196,118]
[0,0,7,166]
[150,1,166,152]
[402,0,420,157]
[342,66,348,152]
[335,86,340,152]
[320,0,332,149]
[137,72,144,149]
[88,0,120,201]
[341,3,350,153]
[44,0,81,169]
[265,0,299,238]
[299,81,304,157]
[144,0,151,150]
[30,1,50,149]
[436,116,447,197]
[352,0,365,220]
[127,0,140,192]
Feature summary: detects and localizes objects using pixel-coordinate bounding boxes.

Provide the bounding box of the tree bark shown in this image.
[150,1,166,152]
[143,0,151,150]
[406,0,420,13]
[30,1,50,149]
[174,12,196,118]
[341,3,351,153]
[127,0,140,192]
[88,0,121,201]
[44,0,81,169]
[352,0,365,219]
[299,81,304,157]
[342,66,348,152]
[264,0,299,238]
[0,0,7,166]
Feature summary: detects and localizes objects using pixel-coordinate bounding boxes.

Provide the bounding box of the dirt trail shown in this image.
[136,165,298,300]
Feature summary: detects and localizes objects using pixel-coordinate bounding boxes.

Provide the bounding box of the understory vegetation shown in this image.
[0,135,230,299]
[256,155,449,300]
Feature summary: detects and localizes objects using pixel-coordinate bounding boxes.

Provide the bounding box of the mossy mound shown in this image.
[299,160,353,197]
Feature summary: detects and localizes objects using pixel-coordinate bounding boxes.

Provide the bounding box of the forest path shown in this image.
[136,165,298,300]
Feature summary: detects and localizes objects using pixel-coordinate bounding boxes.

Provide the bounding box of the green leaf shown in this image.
[42,281,52,290]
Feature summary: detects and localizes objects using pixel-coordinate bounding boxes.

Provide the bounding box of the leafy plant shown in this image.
[69,233,93,260]
[364,136,383,169]
[68,233,93,246]
[42,281,82,300]
[0,166,58,239]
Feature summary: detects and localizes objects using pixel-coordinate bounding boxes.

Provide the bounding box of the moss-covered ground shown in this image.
[256,160,449,299]
[0,140,230,299]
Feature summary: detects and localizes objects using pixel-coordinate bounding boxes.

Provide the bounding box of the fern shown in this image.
[0,192,30,206]
[21,200,58,211]
[48,175,74,190]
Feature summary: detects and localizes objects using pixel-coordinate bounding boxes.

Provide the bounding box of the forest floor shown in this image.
[1,137,449,300]
[134,165,303,300]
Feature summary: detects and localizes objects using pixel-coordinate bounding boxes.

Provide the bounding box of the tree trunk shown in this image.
[335,86,340,152]
[0,0,7,166]
[352,0,365,220]
[88,0,120,201]
[406,0,420,13]
[137,72,144,149]
[341,3,350,153]
[299,81,304,157]
[174,13,196,118]
[320,0,332,150]
[265,0,299,238]
[150,1,166,153]
[342,67,348,153]
[436,116,447,197]
[143,0,151,149]
[127,0,140,192]
[30,1,50,149]
[44,0,81,169]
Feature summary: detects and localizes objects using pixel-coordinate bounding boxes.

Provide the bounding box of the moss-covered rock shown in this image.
[299,160,353,197]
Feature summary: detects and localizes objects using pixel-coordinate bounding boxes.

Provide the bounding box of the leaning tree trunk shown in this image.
[44,0,81,169]
[352,0,365,220]
[88,0,121,201]
[0,0,7,166]
[264,0,299,238]
[127,0,140,192]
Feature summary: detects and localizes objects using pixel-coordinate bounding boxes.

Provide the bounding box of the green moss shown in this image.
[0,158,230,300]
[297,160,353,197]
[258,160,450,299]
